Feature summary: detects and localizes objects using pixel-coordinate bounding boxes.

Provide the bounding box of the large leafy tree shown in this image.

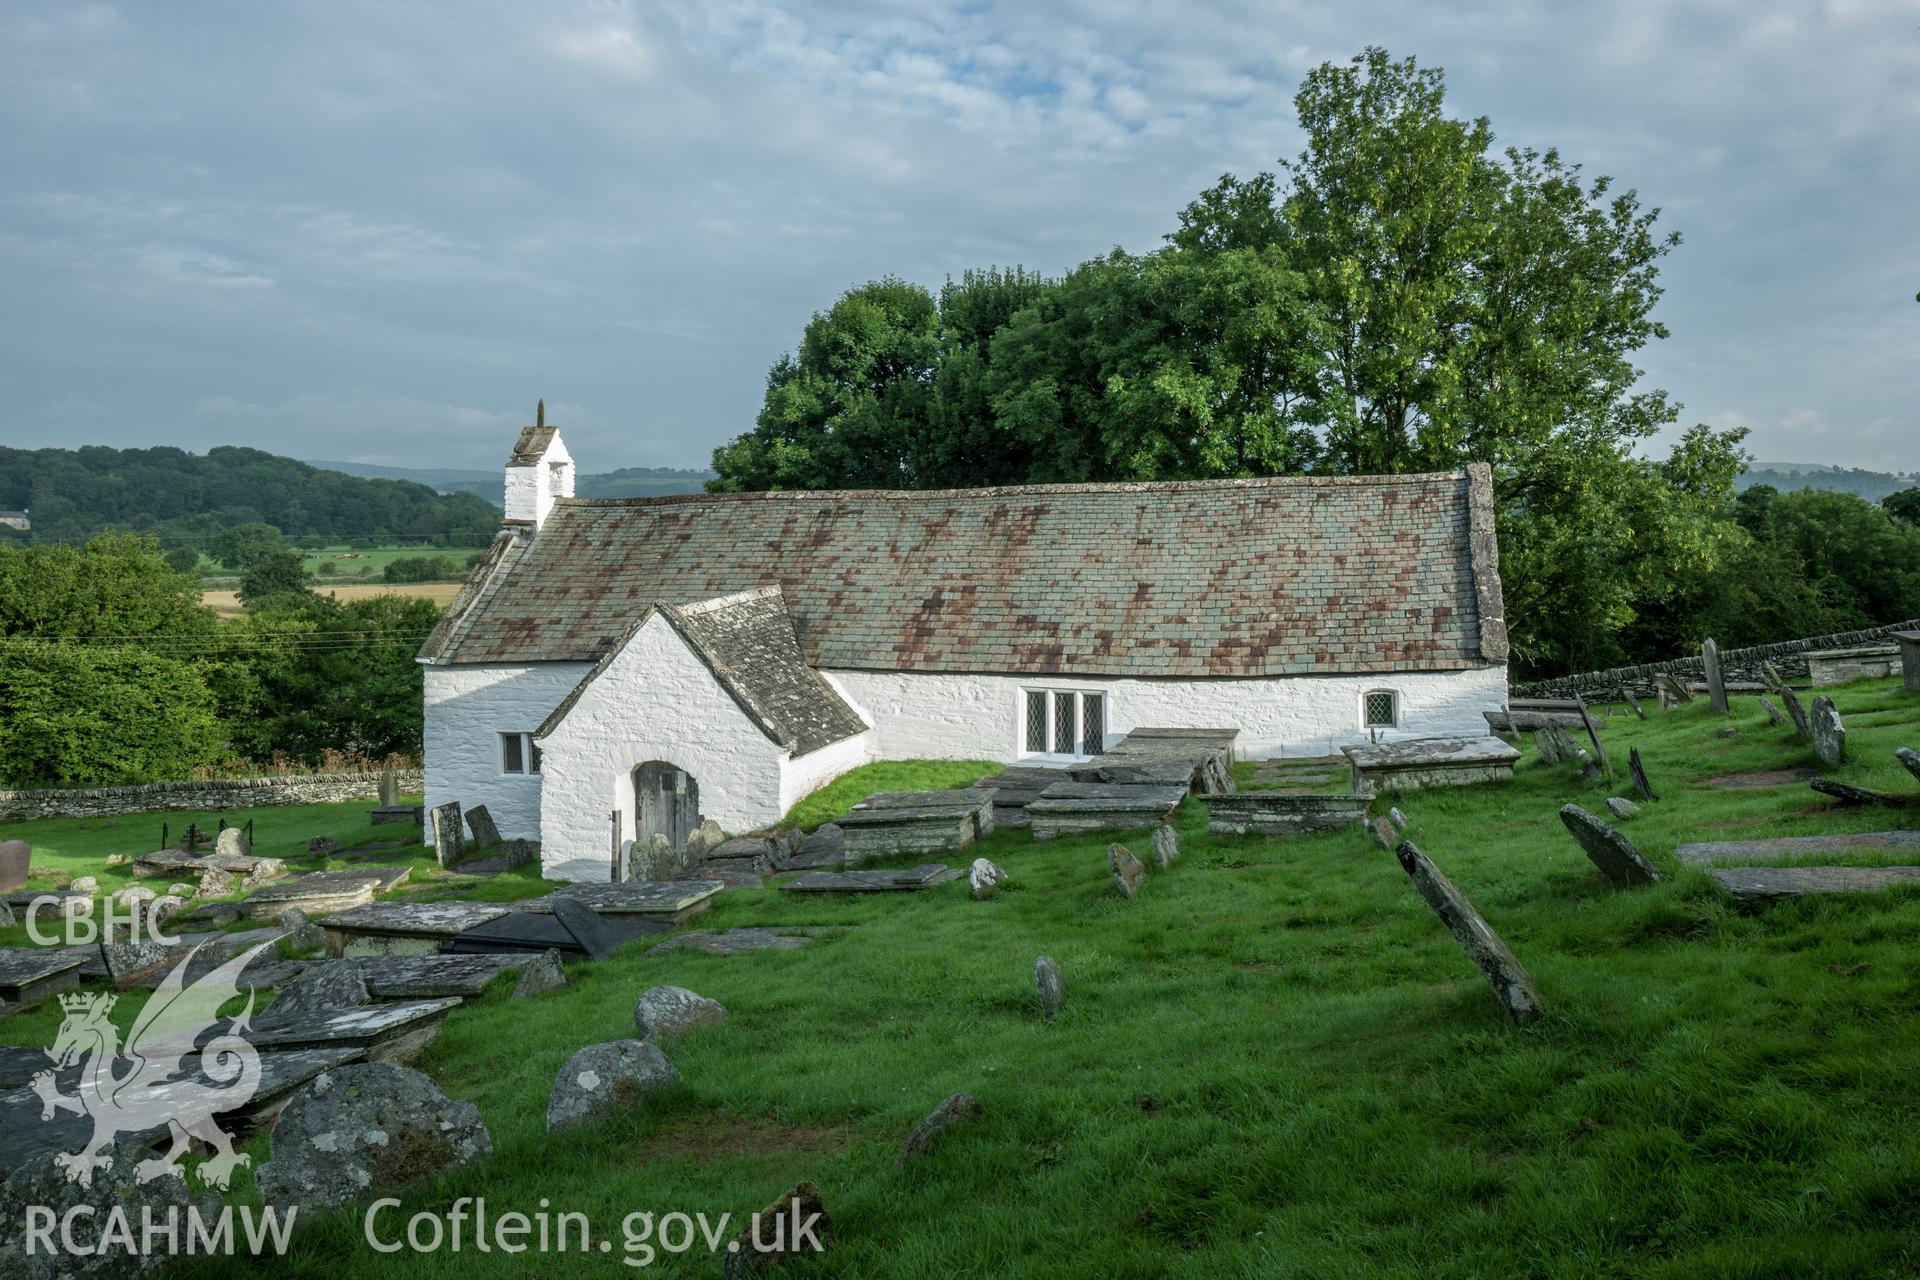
[0,644,225,784]
[0,533,210,640]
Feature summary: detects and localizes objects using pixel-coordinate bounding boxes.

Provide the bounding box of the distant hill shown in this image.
[308,460,714,503]
[0,444,500,548]
[1737,462,1917,501]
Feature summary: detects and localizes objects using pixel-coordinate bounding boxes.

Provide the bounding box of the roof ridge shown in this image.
[555,469,1470,510]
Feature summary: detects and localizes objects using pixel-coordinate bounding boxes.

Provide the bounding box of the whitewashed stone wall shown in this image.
[503,433,575,526]
[422,661,591,847]
[535,614,790,881]
[828,665,1509,763]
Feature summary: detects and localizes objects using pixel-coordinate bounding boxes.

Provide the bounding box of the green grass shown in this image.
[8,682,1920,1277]
[781,759,1001,831]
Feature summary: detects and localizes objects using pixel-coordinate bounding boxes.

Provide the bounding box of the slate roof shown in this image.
[507,426,560,466]
[535,587,868,755]
[422,465,1508,679]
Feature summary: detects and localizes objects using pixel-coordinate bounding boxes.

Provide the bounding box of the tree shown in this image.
[0,533,209,640]
[1882,487,1920,527]
[0,642,225,784]
[207,521,290,572]
[238,551,313,606]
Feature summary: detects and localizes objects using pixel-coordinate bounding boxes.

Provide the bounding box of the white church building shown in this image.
[418,417,1512,882]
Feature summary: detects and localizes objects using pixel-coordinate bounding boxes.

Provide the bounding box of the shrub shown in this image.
[0,642,226,784]
[383,555,460,583]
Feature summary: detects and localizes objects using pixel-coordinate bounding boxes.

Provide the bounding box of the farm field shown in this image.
[201,581,463,617]
[3,679,1918,1276]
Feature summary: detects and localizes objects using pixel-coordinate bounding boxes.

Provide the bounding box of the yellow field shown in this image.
[202,582,462,618]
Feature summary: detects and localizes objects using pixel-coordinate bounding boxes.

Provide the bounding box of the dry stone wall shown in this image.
[1515,620,1920,700]
[0,770,422,821]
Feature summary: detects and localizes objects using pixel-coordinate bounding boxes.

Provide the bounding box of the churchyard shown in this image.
[2,676,1918,1276]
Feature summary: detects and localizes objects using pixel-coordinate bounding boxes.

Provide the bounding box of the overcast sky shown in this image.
[3,1,1915,475]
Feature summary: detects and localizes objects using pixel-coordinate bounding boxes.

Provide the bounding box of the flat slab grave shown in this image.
[646,927,831,957]
[838,790,994,863]
[444,910,670,956]
[971,765,1071,828]
[1026,782,1190,841]
[1068,728,1237,793]
[781,865,963,894]
[251,997,461,1064]
[134,848,285,881]
[1199,793,1371,836]
[348,953,527,998]
[1699,768,1821,790]
[1709,866,1920,903]
[370,804,424,825]
[1343,736,1521,798]
[0,1045,362,1178]
[0,948,85,1007]
[243,866,411,920]
[317,901,513,957]
[519,880,725,924]
[1806,644,1902,687]
[1249,756,1349,794]
[1673,830,1920,867]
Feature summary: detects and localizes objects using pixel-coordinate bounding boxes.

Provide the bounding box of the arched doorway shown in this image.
[632,761,701,853]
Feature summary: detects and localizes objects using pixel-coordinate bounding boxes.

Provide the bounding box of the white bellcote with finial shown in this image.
[503,399,575,528]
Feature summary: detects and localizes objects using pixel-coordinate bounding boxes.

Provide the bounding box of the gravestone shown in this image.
[214,827,249,857]
[1574,695,1613,776]
[500,838,537,870]
[1393,841,1543,1024]
[1149,824,1180,868]
[898,1092,981,1166]
[429,802,464,868]
[551,898,618,961]
[1558,805,1664,887]
[99,937,169,987]
[1605,796,1641,821]
[1368,816,1397,850]
[1709,865,1920,903]
[547,1040,680,1132]
[271,962,374,1014]
[1778,684,1812,739]
[1899,747,1920,786]
[1629,748,1657,802]
[377,769,399,807]
[1672,829,1920,866]
[1534,725,1577,765]
[0,839,29,894]
[1810,779,1909,808]
[1034,955,1065,1020]
[1760,697,1788,727]
[512,948,567,998]
[1762,659,1787,690]
[1389,807,1410,831]
[1702,638,1729,714]
[1624,689,1646,720]
[1659,672,1693,704]
[465,805,502,850]
[1810,696,1846,768]
[255,1063,492,1212]
[1108,843,1146,898]
[969,857,1008,899]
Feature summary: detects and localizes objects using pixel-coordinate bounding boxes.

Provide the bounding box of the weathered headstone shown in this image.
[377,769,399,807]
[1810,779,1910,808]
[1659,672,1693,704]
[1533,726,1572,765]
[511,948,567,998]
[1605,796,1641,821]
[1760,697,1787,727]
[1702,637,1729,714]
[464,805,502,850]
[1149,824,1180,868]
[1368,815,1397,850]
[1778,683,1812,739]
[721,1182,830,1278]
[499,838,537,870]
[215,826,250,857]
[684,818,726,861]
[1574,695,1613,777]
[277,907,327,952]
[550,897,618,961]
[1388,807,1410,832]
[256,1063,492,1211]
[1899,747,1920,787]
[1810,696,1846,769]
[100,936,169,986]
[1108,843,1145,898]
[1393,841,1543,1024]
[1624,688,1646,720]
[0,839,31,894]
[898,1092,981,1166]
[1629,748,1657,802]
[271,961,374,1014]
[1033,955,1065,1020]
[969,857,1008,899]
[1558,805,1664,887]
[547,1040,680,1132]
[1762,659,1787,690]
[429,802,464,868]
[633,985,727,1040]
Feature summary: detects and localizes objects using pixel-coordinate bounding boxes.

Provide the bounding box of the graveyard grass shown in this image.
[3,681,1919,1277]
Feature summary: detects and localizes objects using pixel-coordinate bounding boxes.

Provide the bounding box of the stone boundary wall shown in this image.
[0,770,423,821]
[1514,619,1920,700]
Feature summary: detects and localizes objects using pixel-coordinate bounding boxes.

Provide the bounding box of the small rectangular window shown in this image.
[1081,693,1105,755]
[1025,691,1048,754]
[1052,692,1075,754]
[528,739,543,776]
[1364,691,1398,728]
[1021,689,1110,759]
[502,732,524,774]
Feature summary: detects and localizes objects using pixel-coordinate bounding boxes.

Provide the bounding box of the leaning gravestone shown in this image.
[1558,805,1664,887]
[1149,824,1180,868]
[1393,841,1543,1024]
[1778,683,1812,739]
[1108,843,1146,898]
[547,1040,680,1132]
[1760,697,1788,727]
[1660,672,1693,704]
[256,1063,492,1211]
[633,985,727,1040]
[1606,796,1642,821]
[465,805,502,850]
[551,898,618,961]
[429,802,464,869]
[898,1092,981,1166]
[1624,689,1646,720]
[1368,816,1397,850]
[969,857,1008,899]
[1702,637,1729,714]
[1033,956,1065,1020]
[1629,748,1657,803]
[512,948,567,999]
[1900,747,1920,787]
[1810,696,1846,769]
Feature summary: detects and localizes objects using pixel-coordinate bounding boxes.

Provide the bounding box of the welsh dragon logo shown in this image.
[30,939,276,1190]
